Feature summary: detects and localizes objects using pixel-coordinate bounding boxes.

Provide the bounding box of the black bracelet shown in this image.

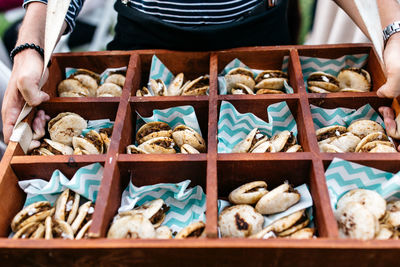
[9,43,44,63]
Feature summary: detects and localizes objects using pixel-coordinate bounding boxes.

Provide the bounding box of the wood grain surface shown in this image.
[0,44,398,265]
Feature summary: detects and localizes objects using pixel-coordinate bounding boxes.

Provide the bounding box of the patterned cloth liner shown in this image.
[118,180,206,234]
[218,58,293,95]
[149,55,209,96]
[325,158,400,211]
[217,101,298,153]
[217,184,313,229]
[18,163,103,207]
[149,55,174,87]
[310,104,384,130]
[299,54,368,92]
[82,119,114,136]
[135,105,202,146]
[65,67,127,85]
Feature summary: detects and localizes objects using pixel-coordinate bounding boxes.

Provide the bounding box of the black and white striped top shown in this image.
[125,0,263,25]
[24,0,263,32]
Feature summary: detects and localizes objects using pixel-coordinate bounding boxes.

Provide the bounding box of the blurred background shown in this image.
[0,0,370,159]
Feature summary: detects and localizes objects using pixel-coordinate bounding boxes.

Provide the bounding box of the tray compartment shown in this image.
[0,161,105,238]
[216,48,301,95]
[308,96,400,158]
[217,98,310,152]
[95,159,208,238]
[131,51,211,97]
[321,158,400,237]
[14,101,119,157]
[117,100,209,154]
[297,44,385,94]
[217,158,334,238]
[43,52,132,98]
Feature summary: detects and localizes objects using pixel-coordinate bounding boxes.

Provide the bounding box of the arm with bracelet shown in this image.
[335,0,400,144]
[1,0,84,144]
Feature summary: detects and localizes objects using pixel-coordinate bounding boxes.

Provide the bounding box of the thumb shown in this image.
[38,90,50,104]
[377,73,400,99]
[377,84,389,98]
[25,90,50,107]
[17,75,50,106]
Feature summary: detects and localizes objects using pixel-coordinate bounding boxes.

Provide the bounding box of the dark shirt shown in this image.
[23,0,263,33]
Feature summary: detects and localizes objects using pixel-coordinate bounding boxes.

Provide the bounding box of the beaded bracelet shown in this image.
[9,43,44,63]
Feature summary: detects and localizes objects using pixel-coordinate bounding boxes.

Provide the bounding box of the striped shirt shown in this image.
[23,0,263,32]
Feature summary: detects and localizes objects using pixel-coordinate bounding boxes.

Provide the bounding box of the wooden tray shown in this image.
[0,44,399,266]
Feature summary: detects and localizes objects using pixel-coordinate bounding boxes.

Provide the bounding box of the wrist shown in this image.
[387,31,400,43]
[10,43,44,63]
[12,49,44,72]
[385,31,400,53]
[383,21,400,46]
[13,48,43,61]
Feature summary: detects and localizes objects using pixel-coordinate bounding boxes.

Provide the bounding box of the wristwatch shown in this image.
[383,21,400,44]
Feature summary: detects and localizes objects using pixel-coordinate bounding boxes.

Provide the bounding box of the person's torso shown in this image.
[123,0,263,26]
[109,0,291,50]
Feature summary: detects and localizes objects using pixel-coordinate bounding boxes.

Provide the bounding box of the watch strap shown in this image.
[383,21,400,44]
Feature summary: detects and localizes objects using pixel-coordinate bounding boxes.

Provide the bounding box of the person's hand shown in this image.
[377,34,400,98]
[2,49,49,143]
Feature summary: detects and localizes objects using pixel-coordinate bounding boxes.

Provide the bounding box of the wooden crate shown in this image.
[0,44,399,266]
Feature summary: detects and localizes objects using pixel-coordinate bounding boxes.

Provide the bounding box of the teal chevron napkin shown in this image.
[325,158,400,211]
[149,55,174,88]
[135,105,202,145]
[218,101,298,153]
[118,180,206,234]
[310,104,384,130]
[18,163,103,207]
[218,184,313,229]
[82,119,114,136]
[218,58,293,95]
[300,54,368,92]
[65,67,127,85]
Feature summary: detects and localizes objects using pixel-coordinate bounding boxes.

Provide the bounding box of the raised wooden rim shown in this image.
[1,44,399,250]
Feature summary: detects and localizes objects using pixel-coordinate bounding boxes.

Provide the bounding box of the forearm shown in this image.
[16,2,47,48]
[15,2,68,64]
[377,0,400,30]
[333,0,370,38]
[335,0,400,38]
